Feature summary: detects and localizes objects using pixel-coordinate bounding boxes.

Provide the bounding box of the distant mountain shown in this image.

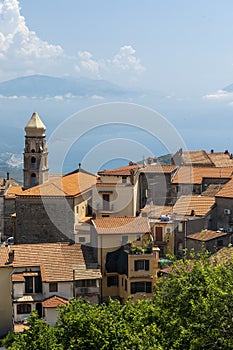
[0,75,137,98]
[0,152,23,183]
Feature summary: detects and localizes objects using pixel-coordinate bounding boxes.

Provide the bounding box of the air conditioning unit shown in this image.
[224,209,231,215]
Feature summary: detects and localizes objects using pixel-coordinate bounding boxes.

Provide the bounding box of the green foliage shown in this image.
[55,298,161,349]
[4,249,233,349]
[3,311,62,350]
[153,250,233,349]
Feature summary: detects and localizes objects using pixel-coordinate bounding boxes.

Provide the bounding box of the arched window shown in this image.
[31,157,36,169]
[31,173,37,187]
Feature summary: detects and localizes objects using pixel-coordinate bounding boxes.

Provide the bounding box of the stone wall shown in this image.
[15,197,75,244]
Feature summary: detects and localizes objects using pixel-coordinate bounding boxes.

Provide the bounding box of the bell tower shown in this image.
[23,112,49,189]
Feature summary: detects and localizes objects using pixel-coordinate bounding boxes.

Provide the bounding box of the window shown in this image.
[76,279,97,287]
[78,237,86,243]
[76,206,79,214]
[131,282,152,294]
[25,277,33,294]
[217,240,223,247]
[31,173,37,187]
[35,276,42,293]
[107,276,118,287]
[134,260,149,271]
[17,303,31,314]
[122,176,127,183]
[102,194,110,211]
[25,275,42,293]
[49,282,58,293]
[31,157,36,169]
[155,227,163,241]
[166,228,171,234]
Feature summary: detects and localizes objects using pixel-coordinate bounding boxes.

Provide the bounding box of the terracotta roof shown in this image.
[98,165,140,176]
[215,178,233,198]
[179,150,214,166]
[92,216,150,234]
[141,205,173,218]
[202,184,225,197]
[5,185,23,198]
[17,169,97,197]
[187,229,228,241]
[173,195,216,217]
[211,246,233,264]
[42,295,69,308]
[172,166,233,184]
[0,243,101,282]
[140,165,177,174]
[208,152,233,167]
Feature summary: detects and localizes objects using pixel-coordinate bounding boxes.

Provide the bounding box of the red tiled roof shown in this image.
[17,170,97,197]
[98,165,140,176]
[187,229,228,241]
[42,295,69,308]
[215,178,233,198]
[202,184,225,197]
[141,205,173,218]
[180,150,214,166]
[6,185,24,198]
[173,195,215,217]
[140,165,177,174]
[0,243,101,282]
[208,152,233,167]
[172,166,233,184]
[92,216,150,234]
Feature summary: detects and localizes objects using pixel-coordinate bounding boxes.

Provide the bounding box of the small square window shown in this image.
[122,176,127,183]
[49,282,58,293]
[107,276,118,287]
[79,237,86,243]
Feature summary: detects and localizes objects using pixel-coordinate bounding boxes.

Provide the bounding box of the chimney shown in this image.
[7,172,9,180]
[6,249,14,264]
[130,169,134,185]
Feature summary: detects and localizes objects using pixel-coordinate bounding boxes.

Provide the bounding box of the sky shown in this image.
[1,0,233,97]
[1,0,233,170]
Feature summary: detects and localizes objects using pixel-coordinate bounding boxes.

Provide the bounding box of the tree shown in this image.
[153,249,233,349]
[2,311,62,350]
[55,298,161,349]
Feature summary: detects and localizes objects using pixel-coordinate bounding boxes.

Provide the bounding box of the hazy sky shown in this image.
[1,0,233,97]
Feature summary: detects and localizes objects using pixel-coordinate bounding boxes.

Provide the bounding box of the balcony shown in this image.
[75,286,99,296]
[96,203,114,212]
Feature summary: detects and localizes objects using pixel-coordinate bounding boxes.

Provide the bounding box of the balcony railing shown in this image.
[96,203,114,212]
[75,286,99,296]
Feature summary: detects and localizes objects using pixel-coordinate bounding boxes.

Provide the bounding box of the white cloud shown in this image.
[0,0,63,59]
[75,45,145,82]
[111,45,145,74]
[75,51,101,78]
[202,90,233,101]
[0,0,146,85]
